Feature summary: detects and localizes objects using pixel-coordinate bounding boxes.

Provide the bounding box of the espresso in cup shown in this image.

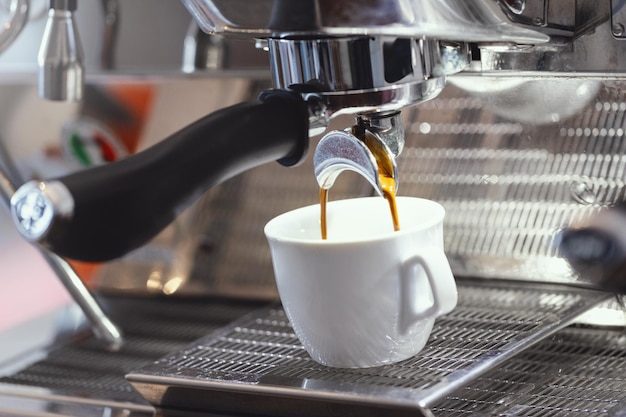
[265,197,457,368]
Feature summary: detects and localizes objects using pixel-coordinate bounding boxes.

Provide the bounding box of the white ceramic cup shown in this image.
[264,196,457,368]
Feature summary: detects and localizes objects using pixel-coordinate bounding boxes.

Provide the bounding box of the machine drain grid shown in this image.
[432,325,626,416]
[128,279,610,417]
[0,297,261,406]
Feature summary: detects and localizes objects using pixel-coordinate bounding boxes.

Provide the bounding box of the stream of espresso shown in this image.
[320,166,400,240]
[320,187,329,240]
[319,129,401,239]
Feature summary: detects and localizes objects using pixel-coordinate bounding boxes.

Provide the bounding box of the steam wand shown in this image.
[0,148,123,351]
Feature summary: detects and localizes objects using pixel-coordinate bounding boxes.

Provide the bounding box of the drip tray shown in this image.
[127,279,611,417]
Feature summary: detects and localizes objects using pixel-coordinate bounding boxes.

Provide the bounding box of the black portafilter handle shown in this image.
[10,90,310,262]
[558,202,626,294]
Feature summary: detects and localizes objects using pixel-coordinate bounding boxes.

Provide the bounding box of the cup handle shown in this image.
[398,246,458,335]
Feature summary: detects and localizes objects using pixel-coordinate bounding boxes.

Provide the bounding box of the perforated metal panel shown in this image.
[127,280,611,417]
[432,325,626,416]
[399,83,626,284]
[0,297,262,407]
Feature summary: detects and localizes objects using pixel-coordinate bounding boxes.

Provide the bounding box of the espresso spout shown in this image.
[10,90,310,262]
[314,111,401,196]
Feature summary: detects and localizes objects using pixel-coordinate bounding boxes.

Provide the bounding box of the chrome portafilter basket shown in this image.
[273,36,464,196]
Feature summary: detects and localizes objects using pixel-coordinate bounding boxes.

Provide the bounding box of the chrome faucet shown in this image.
[38,0,84,101]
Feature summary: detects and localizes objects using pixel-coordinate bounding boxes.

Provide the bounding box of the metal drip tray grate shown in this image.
[127,279,611,417]
[432,325,626,416]
[0,297,263,411]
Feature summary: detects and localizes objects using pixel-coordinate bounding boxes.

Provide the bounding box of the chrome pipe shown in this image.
[183,20,228,72]
[41,251,124,351]
[38,0,84,101]
[0,150,123,351]
[100,0,119,70]
[0,165,14,209]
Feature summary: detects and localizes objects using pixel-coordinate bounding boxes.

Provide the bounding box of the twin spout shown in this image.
[314,111,403,198]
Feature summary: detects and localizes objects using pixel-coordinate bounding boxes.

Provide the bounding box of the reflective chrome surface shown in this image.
[0,1,213,76]
[182,0,549,43]
[470,2,626,74]
[361,111,405,157]
[269,37,456,91]
[183,21,227,73]
[314,130,383,194]
[2,285,625,417]
[37,1,84,101]
[59,76,626,296]
[0,159,15,212]
[308,76,446,123]
[41,252,124,351]
[314,112,402,197]
[269,37,466,115]
[11,180,73,242]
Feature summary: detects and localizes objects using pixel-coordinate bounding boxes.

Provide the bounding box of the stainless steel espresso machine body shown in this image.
[7,0,626,271]
[3,1,626,416]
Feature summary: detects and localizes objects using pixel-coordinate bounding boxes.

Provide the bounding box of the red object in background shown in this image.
[93,133,117,162]
[105,84,155,153]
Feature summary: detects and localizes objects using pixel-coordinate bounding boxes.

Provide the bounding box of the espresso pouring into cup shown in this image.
[264,196,457,368]
[267,117,456,368]
[316,112,405,239]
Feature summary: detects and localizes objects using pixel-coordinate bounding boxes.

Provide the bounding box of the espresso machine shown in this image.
[2,1,626,416]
